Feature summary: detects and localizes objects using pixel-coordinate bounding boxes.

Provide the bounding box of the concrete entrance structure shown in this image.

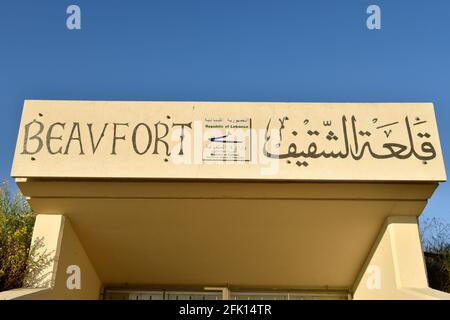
[2,100,449,300]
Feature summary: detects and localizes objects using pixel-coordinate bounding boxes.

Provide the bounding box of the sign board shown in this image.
[11,100,447,181]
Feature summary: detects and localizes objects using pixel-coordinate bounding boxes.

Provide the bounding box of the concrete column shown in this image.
[1,214,102,300]
[353,216,450,300]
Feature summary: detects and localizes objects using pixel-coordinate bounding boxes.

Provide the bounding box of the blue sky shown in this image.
[0,0,449,223]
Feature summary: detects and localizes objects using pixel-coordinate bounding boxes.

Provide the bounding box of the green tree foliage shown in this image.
[421,218,450,293]
[0,181,54,292]
[0,180,35,291]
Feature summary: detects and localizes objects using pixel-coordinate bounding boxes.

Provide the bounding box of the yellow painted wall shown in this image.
[15,215,101,300]
[353,216,450,300]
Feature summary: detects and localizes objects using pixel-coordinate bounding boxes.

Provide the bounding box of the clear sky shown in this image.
[0,1,449,223]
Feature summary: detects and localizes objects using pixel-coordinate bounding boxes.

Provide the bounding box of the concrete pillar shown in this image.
[2,214,102,300]
[353,216,450,300]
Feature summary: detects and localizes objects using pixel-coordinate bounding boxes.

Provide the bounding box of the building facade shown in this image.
[1,100,449,300]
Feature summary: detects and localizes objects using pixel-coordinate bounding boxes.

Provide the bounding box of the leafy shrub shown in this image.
[0,180,36,291]
[421,218,450,293]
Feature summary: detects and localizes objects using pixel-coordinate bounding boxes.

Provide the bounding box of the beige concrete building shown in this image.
[1,100,449,300]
